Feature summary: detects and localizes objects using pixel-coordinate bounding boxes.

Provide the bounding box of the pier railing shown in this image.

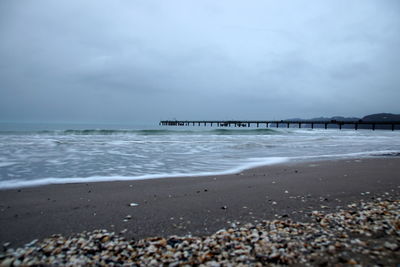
[160,120,400,131]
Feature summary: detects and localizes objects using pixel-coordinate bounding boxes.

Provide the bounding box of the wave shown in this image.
[0,128,280,136]
[208,128,279,135]
[1,149,399,189]
[0,157,289,189]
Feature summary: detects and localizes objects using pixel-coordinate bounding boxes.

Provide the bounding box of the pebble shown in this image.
[384,241,398,251]
[1,197,399,266]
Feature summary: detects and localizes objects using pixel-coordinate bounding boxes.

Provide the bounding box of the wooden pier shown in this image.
[160,120,400,130]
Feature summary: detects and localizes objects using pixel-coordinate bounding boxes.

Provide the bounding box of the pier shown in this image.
[160,120,400,130]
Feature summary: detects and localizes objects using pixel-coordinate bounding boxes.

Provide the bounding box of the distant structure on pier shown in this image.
[160,113,400,131]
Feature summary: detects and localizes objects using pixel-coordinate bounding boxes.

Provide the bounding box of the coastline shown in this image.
[1,157,399,249]
[0,156,290,190]
[1,152,398,190]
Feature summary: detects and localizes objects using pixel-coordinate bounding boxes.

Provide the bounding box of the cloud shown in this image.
[1,0,399,123]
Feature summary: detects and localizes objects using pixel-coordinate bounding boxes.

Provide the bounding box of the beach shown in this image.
[2,0,400,264]
[1,157,399,249]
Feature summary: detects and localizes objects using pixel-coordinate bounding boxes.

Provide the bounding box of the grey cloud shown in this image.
[0,0,399,124]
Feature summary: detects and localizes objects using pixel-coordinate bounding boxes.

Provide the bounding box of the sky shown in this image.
[0,0,399,124]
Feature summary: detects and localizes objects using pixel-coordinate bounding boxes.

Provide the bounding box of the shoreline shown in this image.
[1,157,400,248]
[0,156,290,190]
[1,153,399,190]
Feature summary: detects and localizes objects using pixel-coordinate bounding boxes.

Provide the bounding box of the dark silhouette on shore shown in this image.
[161,113,400,130]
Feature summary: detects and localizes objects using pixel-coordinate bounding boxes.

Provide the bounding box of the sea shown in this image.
[1,122,400,189]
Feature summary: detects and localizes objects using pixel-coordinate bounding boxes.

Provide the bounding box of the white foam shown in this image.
[0,162,16,168]
[0,157,290,190]
[46,159,66,165]
[289,150,400,161]
[1,127,400,190]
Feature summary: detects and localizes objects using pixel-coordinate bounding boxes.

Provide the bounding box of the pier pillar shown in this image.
[159,120,400,131]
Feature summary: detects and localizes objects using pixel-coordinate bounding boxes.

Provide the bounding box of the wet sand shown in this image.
[0,157,399,247]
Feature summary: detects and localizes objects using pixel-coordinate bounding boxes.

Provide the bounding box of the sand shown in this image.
[0,157,399,248]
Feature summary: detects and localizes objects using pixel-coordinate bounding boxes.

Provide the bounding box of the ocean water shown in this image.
[1,123,400,189]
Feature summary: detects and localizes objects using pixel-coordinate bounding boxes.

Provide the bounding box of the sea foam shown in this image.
[0,157,289,189]
[1,127,400,189]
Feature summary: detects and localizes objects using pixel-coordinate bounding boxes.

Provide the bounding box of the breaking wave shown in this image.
[0,128,279,136]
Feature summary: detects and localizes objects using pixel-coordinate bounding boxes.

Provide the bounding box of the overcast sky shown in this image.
[0,0,399,124]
